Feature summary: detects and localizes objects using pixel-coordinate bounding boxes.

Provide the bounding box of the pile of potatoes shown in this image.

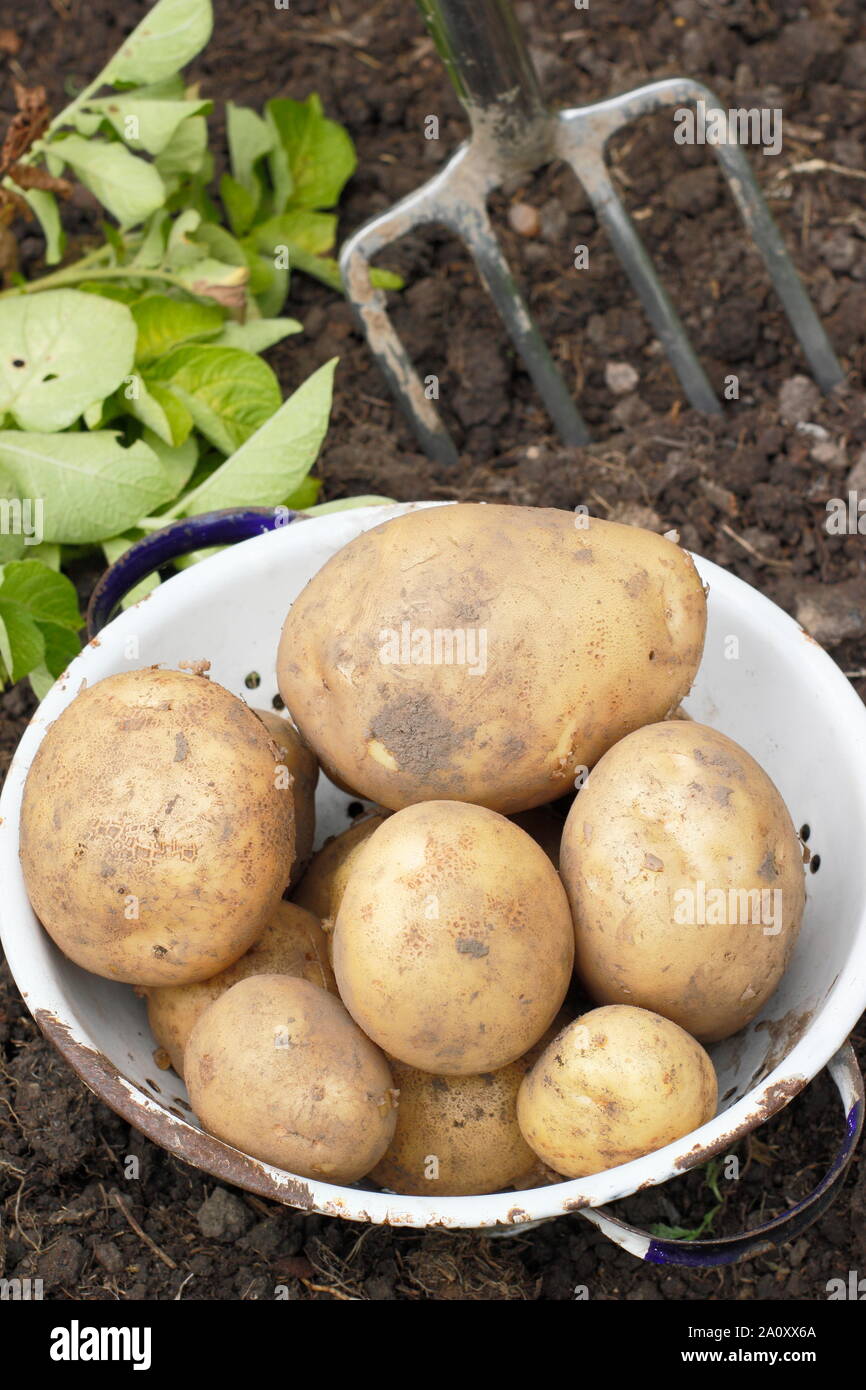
[19,503,807,1196]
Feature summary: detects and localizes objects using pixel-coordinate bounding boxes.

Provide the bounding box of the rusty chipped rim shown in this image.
[2,502,866,1228]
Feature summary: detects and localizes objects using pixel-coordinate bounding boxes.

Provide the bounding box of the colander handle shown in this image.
[86,507,300,638]
[577,1042,863,1268]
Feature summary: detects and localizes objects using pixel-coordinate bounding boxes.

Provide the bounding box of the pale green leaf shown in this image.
[124,375,193,446]
[29,664,56,700]
[180,357,335,513]
[132,294,224,363]
[155,114,208,177]
[227,102,273,192]
[0,290,137,431]
[214,318,301,352]
[0,559,81,628]
[56,135,166,228]
[132,209,170,268]
[220,173,258,238]
[251,209,336,257]
[284,475,321,509]
[103,0,214,86]
[266,95,357,210]
[149,344,281,455]
[22,189,65,265]
[24,542,61,570]
[141,427,198,495]
[83,95,212,155]
[0,603,44,683]
[0,432,174,544]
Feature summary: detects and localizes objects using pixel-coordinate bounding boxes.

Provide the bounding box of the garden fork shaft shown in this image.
[339,0,843,468]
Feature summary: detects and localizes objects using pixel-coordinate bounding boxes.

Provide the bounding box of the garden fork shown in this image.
[339,0,842,468]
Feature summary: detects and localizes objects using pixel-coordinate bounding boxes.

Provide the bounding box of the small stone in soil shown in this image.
[197,1187,254,1241]
[508,202,541,238]
[778,375,822,426]
[605,361,640,396]
[795,579,866,647]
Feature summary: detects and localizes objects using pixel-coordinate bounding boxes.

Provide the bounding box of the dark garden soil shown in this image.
[1,0,866,1301]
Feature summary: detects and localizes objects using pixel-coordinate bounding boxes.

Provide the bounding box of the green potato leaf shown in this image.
[0,290,137,432]
[0,432,174,544]
[148,344,281,455]
[227,103,273,193]
[132,294,225,364]
[102,0,214,87]
[83,95,212,156]
[52,135,166,229]
[179,356,335,513]
[265,95,357,211]
[214,318,302,353]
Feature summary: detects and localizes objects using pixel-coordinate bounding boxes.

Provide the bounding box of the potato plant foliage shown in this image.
[0,0,396,693]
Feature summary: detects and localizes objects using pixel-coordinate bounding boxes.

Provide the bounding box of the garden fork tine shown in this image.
[339,0,843,469]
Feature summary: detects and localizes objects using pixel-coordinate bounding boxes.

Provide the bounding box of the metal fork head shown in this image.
[339,0,842,469]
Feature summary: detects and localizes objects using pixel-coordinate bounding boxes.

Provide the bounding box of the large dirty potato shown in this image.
[20,668,294,986]
[146,900,336,1077]
[254,708,318,886]
[333,801,574,1074]
[369,1056,537,1197]
[561,720,806,1043]
[185,975,397,1183]
[517,1005,718,1178]
[277,504,706,813]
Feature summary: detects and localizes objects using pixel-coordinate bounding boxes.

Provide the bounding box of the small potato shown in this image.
[254,709,319,886]
[369,1057,537,1196]
[333,801,574,1074]
[278,504,707,813]
[291,812,388,923]
[20,667,294,986]
[517,1005,717,1178]
[185,975,397,1183]
[146,901,336,1077]
[561,720,806,1042]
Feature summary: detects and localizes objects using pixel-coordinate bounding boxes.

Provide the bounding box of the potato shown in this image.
[369,1057,537,1196]
[185,975,397,1182]
[20,667,294,986]
[561,720,805,1043]
[146,901,336,1077]
[333,801,574,1074]
[277,504,706,813]
[254,709,318,886]
[517,1005,717,1178]
[291,812,388,922]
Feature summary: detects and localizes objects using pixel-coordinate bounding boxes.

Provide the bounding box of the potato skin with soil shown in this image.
[146,900,336,1077]
[276,504,706,813]
[291,812,388,923]
[253,708,319,886]
[369,1056,537,1196]
[517,1005,718,1178]
[561,720,806,1043]
[19,668,295,986]
[185,975,397,1183]
[333,801,575,1075]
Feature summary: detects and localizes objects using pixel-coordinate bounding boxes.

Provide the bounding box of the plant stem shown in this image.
[0,264,187,298]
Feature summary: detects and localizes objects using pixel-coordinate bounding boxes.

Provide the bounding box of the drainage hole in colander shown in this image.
[810,853,821,874]
[800,823,811,842]
[347,800,364,818]
[244,671,261,689]
[271,693,285,710]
